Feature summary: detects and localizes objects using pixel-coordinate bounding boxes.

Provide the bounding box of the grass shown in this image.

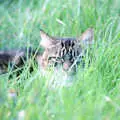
[0,0,120,119]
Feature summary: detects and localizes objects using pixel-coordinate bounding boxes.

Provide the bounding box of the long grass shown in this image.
[0,0,120,119]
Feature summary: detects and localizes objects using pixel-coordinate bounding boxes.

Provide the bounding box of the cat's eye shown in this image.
[48,57,53,60]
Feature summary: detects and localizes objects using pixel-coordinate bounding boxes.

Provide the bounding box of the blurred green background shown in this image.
[0,0,120,120]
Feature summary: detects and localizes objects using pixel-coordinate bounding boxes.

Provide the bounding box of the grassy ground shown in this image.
[0,0,120,119]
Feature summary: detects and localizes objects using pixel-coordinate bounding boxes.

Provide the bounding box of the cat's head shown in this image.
[39,28,94,72]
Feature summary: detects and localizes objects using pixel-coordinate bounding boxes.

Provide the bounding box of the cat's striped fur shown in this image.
[0,47,38,74]
[38,28,94,73]
[0,28,94,76]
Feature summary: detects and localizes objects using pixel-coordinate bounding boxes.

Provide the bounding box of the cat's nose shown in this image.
[63,61,72,71]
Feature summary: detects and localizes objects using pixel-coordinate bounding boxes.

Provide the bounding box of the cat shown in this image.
[0,28,94,80]
[38,28,94,75]
[0,47,38,75]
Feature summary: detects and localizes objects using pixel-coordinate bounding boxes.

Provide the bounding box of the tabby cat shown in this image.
[0,47,37,75]
[38,28,94,74]
[0,28,94,76]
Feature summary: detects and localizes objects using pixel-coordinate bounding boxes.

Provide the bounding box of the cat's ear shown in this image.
[40,29,54,48]
[79,28,94,46]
